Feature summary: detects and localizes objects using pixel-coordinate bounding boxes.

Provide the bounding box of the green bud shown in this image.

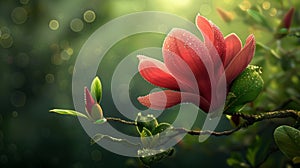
[135,113,158,134]
[91,76,102,103]
[225,65,264,114]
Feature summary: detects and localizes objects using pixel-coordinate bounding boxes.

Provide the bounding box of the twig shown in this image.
[234,110,300,125]
[105,117,137,126]
[104,110,300,136]
[173,126,242,136]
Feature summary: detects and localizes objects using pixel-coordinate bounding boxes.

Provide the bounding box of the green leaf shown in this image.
[152,123,172,135]
[91,76,102,103]
[49,109,88,119]
[226,152,249,168]
[225,65,264,114]
[94,118,107,124]
[135,113,158,134]
[274,125,300,159]
[247,9,272,30]
[138,148,174,166]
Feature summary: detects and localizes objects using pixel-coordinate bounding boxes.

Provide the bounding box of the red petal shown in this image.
[224,33,242,67]
[137,90,210,112]
[162,28,213,99]
[137,55,180,91]
[85,87,95,114]
[196,14,226,59]
[225,34,255,84]
[196,14,214,42]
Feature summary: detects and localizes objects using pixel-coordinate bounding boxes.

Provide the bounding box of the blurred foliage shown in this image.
[1,0,300,167]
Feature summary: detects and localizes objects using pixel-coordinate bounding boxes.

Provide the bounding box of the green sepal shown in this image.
[89,103,103,121]
[140,127,153,148]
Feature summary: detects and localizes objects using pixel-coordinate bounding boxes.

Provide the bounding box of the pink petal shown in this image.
[138,55,180,91]
[163,28,213,99]
[196,14,226,59]
[137,90,210,112]
[225,34,255,84]
[224,33,242,67]
[84,87,95,114]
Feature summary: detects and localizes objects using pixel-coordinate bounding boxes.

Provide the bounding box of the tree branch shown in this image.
[104,110,300,136]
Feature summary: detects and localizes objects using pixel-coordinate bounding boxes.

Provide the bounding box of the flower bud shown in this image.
[90,103,103,121]
[91,76,102,103]
[225,65,264,114]
[275,7,294,39]
[135,113,158,134]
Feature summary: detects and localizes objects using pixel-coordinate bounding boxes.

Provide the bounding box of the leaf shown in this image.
[226,152,249,168]
[246,9,272,30]
[225,65,264,114]
[49,109,88,119]
[91,76,102,103]
[245,135,269,167]
[152,123,172,135]
[274,125,300,159]
[256,42,280,59]
[138,148,174,166]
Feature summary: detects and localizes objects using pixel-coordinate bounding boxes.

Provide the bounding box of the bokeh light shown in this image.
[199,4,212,15]
[239,0,251,11]
[49,20,60,30]
[269,8,277,16]
[83,10,96,23]
[0,33,13,48]
[70,18,84,32]
[45,74,55,83]
[10,91,26,107]
[20,0,30,5]
[262,1,271,10]
[11,7,28,24]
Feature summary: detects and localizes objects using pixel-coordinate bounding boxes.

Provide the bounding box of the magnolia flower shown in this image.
[137,14,255,112]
